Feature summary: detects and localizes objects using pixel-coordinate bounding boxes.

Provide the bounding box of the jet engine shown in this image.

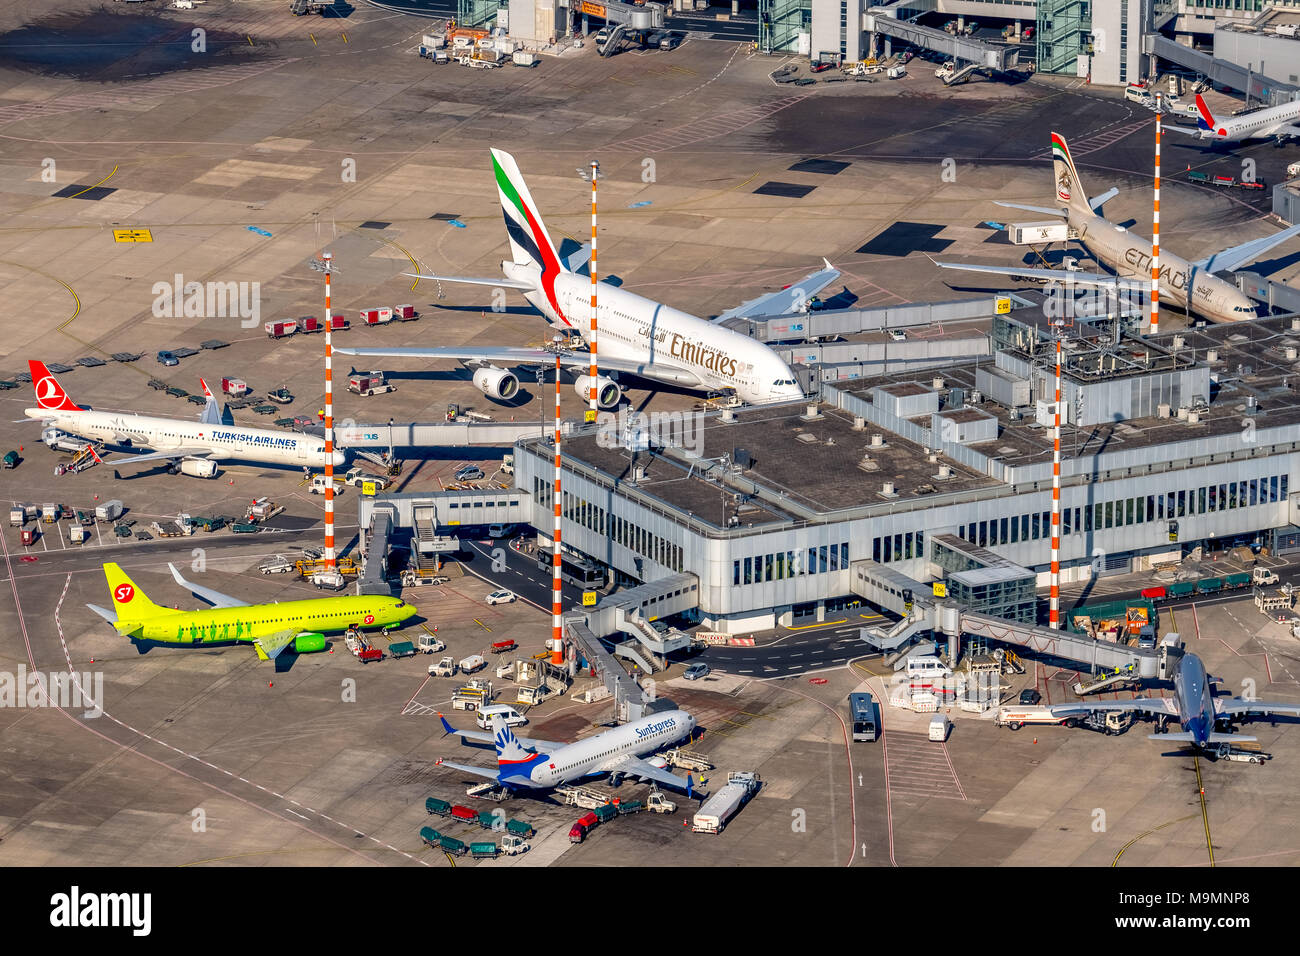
[573,374,621,410]
[472,366,519,401]
[176,457,218,479]
[646,755,669,770]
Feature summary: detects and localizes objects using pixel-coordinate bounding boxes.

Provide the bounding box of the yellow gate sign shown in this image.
[361,480,377,496]
[113,228,153,243]
[932,581,947,598]
[995,296,1011,315]
[582,591,597,607]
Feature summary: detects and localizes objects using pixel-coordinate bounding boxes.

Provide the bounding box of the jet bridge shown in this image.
[1144,34,1298,106]
[864,10,1020,72]
[580,0,664,31]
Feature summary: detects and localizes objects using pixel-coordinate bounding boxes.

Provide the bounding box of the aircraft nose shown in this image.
[332,450,347,467]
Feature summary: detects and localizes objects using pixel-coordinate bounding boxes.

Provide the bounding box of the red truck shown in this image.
[569,811,599,843]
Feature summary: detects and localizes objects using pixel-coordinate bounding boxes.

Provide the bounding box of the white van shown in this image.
[1124,84,1152,105]
[929,714,950,742]
[906,656,953,679]
[476,704,528,730]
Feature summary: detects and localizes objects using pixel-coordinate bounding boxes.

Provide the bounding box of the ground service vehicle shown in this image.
[996,706,1072,730]
[692,771,760,833]
[429,656,457,677]
[348,372,394,396]
[929,714,950,741]
[418,633,446,654]
[259,554,294,575]
[849,692,877,742]
[389,641,416,658]
[95,500,124,523]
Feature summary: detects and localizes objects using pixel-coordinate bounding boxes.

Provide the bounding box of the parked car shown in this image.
[488,523,513,538]
[486,588,516,606]
[156,350,179,366]
[684,663,711,681]
[455,465,484,482]
[1018,688,1042,705]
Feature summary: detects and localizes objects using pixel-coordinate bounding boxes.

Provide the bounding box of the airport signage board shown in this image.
[582,591,597,606]
[579,1,607,15]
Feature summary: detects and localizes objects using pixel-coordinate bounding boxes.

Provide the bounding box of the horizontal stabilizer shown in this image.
[402,272,535,290]
[1149,731,1258,744]
[993,200,1068,218]
[1089,186,1118,213]
[86,603,116,624]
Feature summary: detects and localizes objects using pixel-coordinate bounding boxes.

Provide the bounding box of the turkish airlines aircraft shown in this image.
[1164,93,1300,145]
[335,148,835,407]
[24,360,343,475]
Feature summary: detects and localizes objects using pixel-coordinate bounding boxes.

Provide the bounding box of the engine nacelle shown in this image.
[472,366,519,401]
[646,755,669,770]
[574,374,621,410]
[179,457,218,479]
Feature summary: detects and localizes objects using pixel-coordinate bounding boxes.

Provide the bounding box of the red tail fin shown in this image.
[1195,93,1215,129]
[28,360,81,412]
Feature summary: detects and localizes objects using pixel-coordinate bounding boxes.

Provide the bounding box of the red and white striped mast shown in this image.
[587,160,600,420]
[323,251,336,571]
[1151,93,1162,336]
[552,349,565,666]
[1049,330,1062,629]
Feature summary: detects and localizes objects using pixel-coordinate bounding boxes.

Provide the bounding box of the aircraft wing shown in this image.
[935,261,1144,290]
[993,200,1068,218]
[712,259,841,325]
[167,563,248,609]
[334,345,704,389]
[252,629,297,661]
[403,271,534,290]
[110,447,212,466]
[1161,124,1204,137]
[1214,697,1300,719]
[598,752,699,794]
[198,379,222,426]
[438,714,566,751]
[434,757,507,783]
[1049,697,1180,718]
[1265,123,1300,139]
[1192,221,1300,274]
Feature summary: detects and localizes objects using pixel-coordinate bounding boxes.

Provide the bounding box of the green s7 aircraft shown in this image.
[88,562,417,660]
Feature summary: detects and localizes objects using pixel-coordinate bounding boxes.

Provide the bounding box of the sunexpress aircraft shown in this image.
[89,563,417,661]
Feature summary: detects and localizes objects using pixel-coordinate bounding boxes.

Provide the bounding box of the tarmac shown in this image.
[0,0,1296,866]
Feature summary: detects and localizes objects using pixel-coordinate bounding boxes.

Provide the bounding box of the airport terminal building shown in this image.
[364,311,1300,633]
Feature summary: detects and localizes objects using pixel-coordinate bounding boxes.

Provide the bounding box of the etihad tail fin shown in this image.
[28,360,81,412]
[490,148,569,276]
[1049,132,1092,216]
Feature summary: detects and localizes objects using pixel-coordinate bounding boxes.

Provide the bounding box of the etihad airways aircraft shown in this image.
[87,563,416,660]
[1163,93,1300,145]
[24,360,344,475]
[335,148,837,407]
[437,709,701,794]
[936,132,1300,323]
[1047,650,1300,756]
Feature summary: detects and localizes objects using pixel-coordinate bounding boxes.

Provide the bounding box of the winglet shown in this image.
[822,257,834,271]
[439,713,456,737]
[168,563,188,588]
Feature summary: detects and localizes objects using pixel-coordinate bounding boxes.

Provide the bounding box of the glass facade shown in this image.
[457,0,504,29]
[761,0,812,53]
[1037,0,1091,75]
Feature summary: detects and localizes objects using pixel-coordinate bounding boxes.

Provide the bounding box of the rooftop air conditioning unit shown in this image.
[1206,349,1218,363]
[852,416,866,430]
[870,433,886,447]
[880,481,898,498]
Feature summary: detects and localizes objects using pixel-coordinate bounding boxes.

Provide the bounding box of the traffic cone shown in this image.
[269,682,274,688]
[1033,737,1038,744]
